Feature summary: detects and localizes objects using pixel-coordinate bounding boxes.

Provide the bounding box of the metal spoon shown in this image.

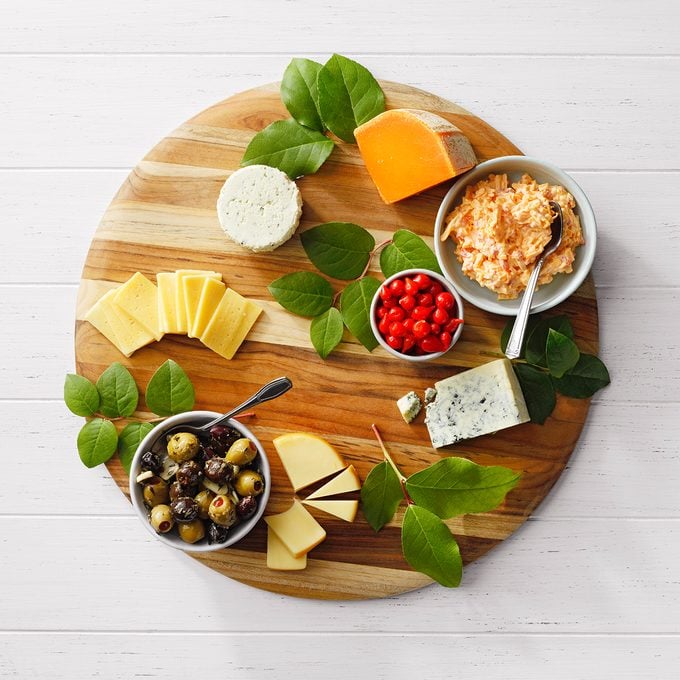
[505,201,564,360]
[164,376,293,439]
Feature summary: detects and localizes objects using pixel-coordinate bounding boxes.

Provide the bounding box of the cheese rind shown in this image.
[397,391,422,423]
[273,433,346,492]
[191,278,227,338]
[302,499,358,523]
[305,465,361,500]
[112,272,163,341]
[266,526,307,570]
[264,501,326,558]
[355,108,477,204]
[425,359,530,448]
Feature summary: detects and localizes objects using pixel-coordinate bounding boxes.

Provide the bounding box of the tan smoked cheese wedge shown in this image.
[355,109,477,204]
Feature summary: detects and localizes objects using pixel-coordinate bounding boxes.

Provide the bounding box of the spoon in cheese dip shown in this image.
[505,201,564,359]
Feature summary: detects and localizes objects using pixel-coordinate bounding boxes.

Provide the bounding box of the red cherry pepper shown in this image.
[402,335,416,353]
[439,331,452,348]
[389,279,405,296]
[378,317,390,335]
[429,281,444,296]
[444,317,464,333]
[418,335,445,353]
[412,273,432,289]
[404,277,419,295]
[399,294,416,311]
[376,306,388,319]
[412,305,434,321]
[379,285,392,302]
[389,321,406,337]
[386,335,403,351]
[435,292,455,310]
[432,307,449,325]
[387,306,406,323]
[413,320,431,339]
[416,293,433,307]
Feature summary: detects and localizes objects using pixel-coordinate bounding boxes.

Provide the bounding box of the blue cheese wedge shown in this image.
[397,391,422,423]
[216,165,303,252]
[425,359,530,448]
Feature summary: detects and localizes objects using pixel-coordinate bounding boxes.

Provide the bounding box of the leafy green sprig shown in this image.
[242,54,385,179]
[64,360,195,472]
[361,425,519,587]
[500,315,610,424]
[268,224,441,359]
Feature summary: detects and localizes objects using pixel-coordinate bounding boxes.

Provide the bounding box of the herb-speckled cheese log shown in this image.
[425,359,530,448]
[216,165,303,252]
[355,109,477,204]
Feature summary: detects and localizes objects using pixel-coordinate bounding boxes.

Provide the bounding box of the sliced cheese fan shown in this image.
[302,499,358,523]
[304,465,361,500]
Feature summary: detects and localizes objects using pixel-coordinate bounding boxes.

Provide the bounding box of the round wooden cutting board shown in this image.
[75,80,599,599]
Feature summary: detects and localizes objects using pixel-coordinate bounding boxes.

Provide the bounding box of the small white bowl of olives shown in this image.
[129,410,271,552]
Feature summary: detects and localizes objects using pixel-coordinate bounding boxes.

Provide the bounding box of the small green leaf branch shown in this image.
[361,425,520,588]
[268,225,441,359]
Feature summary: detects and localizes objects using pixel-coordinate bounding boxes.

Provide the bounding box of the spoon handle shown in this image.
[201,377,293,431]
[505,260,545,360]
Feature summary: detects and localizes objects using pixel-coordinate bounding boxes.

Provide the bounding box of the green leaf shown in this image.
[268,271,334,317]
[316,53,385,143]
[118,422,155,475]
[301,222,375,280]
[339,276,381,351]
[310,308,344,359]
[500,316,542,356]
[145,360,195,417]
[513,363,556,424]
[77,418,118,468]
[546,329,580,378]
[525,315,574,366]
[280,58,325,132]
[64,373,100,417]
[401,505,462,588]
[405,457,520,519]
[241,119,334,179]
[360,461,403,531]
[96,363,138,418]
[379,230,442,278]
[552,353,611,398]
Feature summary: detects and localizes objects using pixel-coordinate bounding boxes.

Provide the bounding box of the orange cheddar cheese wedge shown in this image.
[355,109,477,204]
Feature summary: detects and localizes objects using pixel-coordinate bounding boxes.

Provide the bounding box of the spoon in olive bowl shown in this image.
[164,376,293,440]
[505,201,564,360]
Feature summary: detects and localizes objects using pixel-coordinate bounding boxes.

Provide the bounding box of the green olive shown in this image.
[178,518,205,544]
[166,432,200,463]
[225,438,257,466]
[143,477,169,507]
[150,504,174,533]
[194,489,215,520]
[208,494,237,527]
[234,470,264,497]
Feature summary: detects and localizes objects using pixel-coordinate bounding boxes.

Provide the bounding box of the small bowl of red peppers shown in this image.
[370,268,464,361]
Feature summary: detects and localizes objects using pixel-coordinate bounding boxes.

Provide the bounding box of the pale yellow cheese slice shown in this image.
[305,465,361,500]
[264,501,326,558]
[191,278,227,339]
[112,272,163,341]
[100,292,155,357]
[199,288,263,360]
[302,499,358,523]
[175,270,221,334]
[84,288,121,348]
[183,275,210,338]
[272,433,346,492]
[157,273,180,334]
[266,526,307,570]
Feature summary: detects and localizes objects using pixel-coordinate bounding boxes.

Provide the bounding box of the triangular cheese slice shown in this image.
[302,499,358,523]
[264,501,326,558]
[272,433,346,492]
[305,465,361,500]
[191,278,226,338]
[112,272,163,341]
[266,526,307,570]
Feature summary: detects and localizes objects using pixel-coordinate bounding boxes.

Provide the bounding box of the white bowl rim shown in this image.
[433,155,597,316]
[128,410,271,553]
[369,268,465,362]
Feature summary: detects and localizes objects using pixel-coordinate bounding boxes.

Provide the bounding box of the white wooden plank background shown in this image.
[1,1,678,678]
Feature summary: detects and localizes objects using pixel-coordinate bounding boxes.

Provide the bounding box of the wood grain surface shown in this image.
[74,80,598,599]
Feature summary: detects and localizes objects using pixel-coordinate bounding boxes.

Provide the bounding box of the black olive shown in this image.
[207,522,231,545]
[169,481,185,503]
[176,461,203,488]
[209,425,241,450]
[204,457,234,484]
[140,451,162,473]
[170,497,199,523]
[236,495,258,519]
[196,444,216,466]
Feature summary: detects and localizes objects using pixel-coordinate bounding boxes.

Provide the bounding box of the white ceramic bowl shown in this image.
[129,411,271,552]
[434,156,597,316]
[369,268,465,362]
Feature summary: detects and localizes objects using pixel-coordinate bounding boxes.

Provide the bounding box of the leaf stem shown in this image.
[371,424,405,481]
[359,239,392,280]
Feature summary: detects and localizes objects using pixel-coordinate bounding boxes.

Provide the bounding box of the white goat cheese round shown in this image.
[216,165,303,252]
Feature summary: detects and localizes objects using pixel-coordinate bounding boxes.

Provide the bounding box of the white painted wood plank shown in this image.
[0,517,677,632]
[1,56,677,169]
[3,401,677,518]
[1,0,677,55]
[1,171,677,287]
[0,285,673,402]
[0,633,677,680]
